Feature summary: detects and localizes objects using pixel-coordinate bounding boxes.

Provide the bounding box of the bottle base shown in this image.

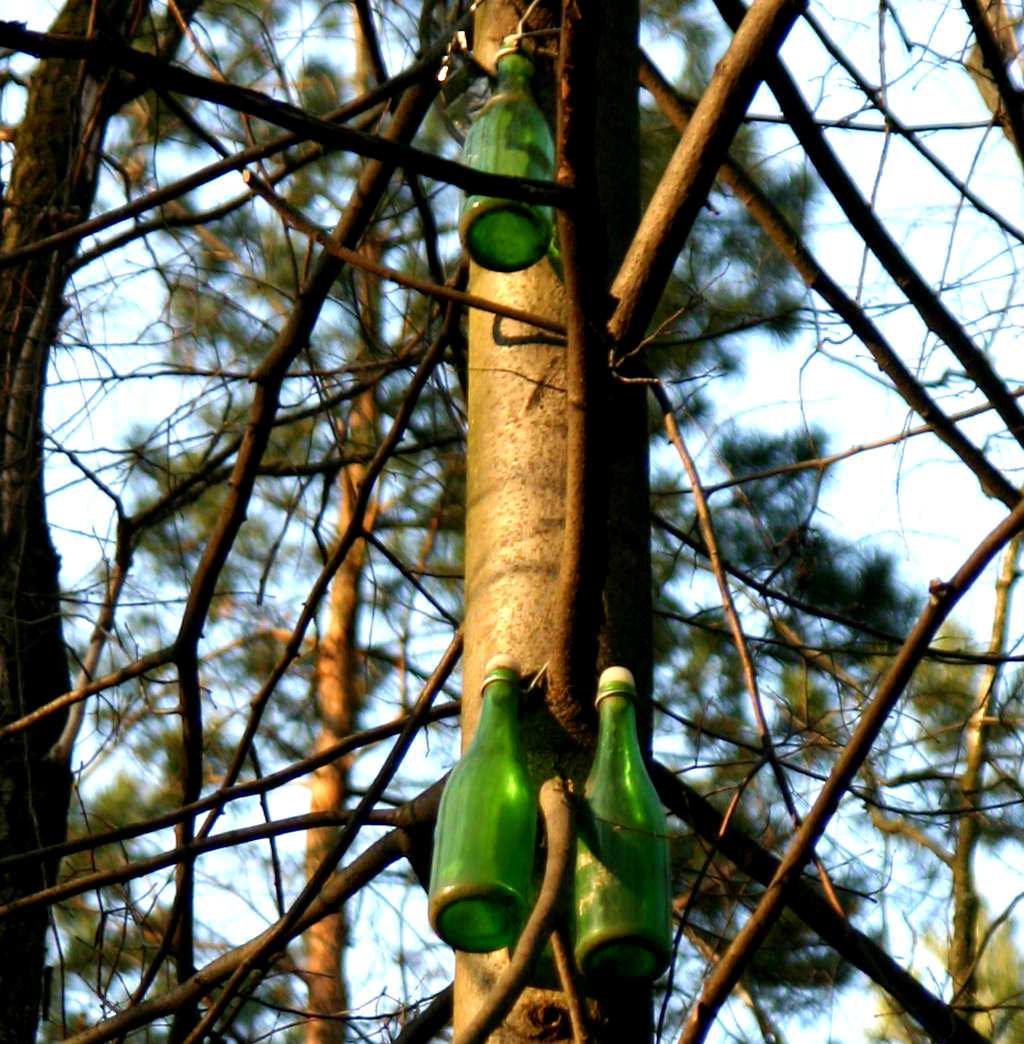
[576,934,670,984]
[460,199,550,273]
[430,882,525,953]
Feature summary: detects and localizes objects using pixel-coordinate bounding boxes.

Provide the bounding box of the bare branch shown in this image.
[711,0,1024,453]
[608,0,806,352]
[455,778,574,1044]
[638,50,1021,510]
[0,20,568,215]
[652,764,989,1044]
[61,817,429,1044]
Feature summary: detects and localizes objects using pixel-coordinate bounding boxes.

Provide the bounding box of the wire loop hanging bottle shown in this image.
[459,39,555,272]
[573,666,672,981]
[428,655,537,952]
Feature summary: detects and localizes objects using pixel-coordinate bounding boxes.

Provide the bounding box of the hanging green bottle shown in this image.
[459,42,555,272]
[428,655,537,952]
[573,666,673,982]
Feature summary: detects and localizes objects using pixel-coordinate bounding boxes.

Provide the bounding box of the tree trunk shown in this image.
[305,403,373,1042]
[0,1,139,1037]
[950,533,1022,1026]
[305,25,384,1024]
[458,0,649,1039]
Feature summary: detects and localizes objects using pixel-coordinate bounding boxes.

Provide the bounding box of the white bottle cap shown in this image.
[484,653,521,676]
[596,666,637,707]
[598,665,635,691]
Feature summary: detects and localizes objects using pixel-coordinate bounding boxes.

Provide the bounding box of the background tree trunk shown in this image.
[0,0,139,1037]
[305,386,375,1042]
[304,17,384,1040]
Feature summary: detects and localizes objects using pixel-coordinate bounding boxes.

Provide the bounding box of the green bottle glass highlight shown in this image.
[459,45,555,272]
[574,667,673,981]
[428,655,537,952]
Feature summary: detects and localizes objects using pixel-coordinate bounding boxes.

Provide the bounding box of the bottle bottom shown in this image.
[430,883,523,953]
[460,199,550,273]
[576,932,670,984]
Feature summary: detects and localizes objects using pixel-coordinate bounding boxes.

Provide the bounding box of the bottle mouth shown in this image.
[595,665,636,707]
[430,882,525,953]
[494,35,528,63]
[484,653,520,676]
[578,935,669,982]
[482,653,522,692]
[460,200,551,273]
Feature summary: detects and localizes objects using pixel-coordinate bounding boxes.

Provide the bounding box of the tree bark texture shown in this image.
[0,0,137,1037]
[304,21,386,1037]
[305,392,374,1043]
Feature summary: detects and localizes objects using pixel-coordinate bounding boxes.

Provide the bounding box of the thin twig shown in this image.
[0,809,395,919]
[246,172,566,338]
[0,20,568,225]
[658,763,761,1042]
[651,763,988,1044]
[61,785,441,1044]
[0,646,175,743]
[392,985,454,1044]
[184,634,462,1042]
[711,0,1024,455]
[0,701,459,873]
[638,49,1020,510]
[607,0,806,352]
[653,381,843,914]
[551,926,591,1044]
[198,288,463,840]
[676,487,1024,1042]
[455,778,574,1044]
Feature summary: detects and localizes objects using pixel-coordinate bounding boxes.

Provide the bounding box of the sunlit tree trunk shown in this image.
[304,21,383,1039]
[457,0,650,1039]
[305,409,374,1041]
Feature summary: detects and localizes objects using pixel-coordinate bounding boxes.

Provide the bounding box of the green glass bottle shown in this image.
[573,666,673,982]
[428,655,537,952]
[459,43,555,272]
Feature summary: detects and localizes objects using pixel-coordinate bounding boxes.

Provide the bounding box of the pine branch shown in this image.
[676,489,1024,1041]
[652,764,989,1044]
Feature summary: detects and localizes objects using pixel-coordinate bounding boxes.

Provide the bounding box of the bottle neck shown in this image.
[470,675,521,751]
[494,53,534,94]
[592,693,643,774]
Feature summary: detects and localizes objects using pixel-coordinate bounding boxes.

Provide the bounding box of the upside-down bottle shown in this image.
[428,655,537,952]
[573,666,673,981]
[459,42,555,272]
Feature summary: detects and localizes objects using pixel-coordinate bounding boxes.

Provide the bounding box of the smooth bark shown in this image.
[458,0,648,1039]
